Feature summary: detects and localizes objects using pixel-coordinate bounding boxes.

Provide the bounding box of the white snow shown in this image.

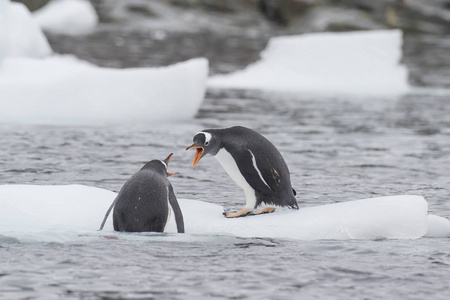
[0,0,208,125]
[0,0,52,62]
[208,30,410,96]
[33,0,98,36]
[0,56,208,125]
[1,184,449,242]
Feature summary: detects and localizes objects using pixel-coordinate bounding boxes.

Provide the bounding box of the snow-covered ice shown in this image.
[209,30,410,96]
[33,0,98,36]
[0,0,208,125]
[0,0,52,61]
[0,56,208,125]
[1,185,449,242]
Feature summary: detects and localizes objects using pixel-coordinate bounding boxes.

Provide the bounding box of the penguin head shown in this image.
[141,153,175,177]
[186,131,220,168]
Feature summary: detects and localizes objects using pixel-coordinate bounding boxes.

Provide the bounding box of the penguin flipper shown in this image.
[98,197,117,231]
[233,148,274,197]
[168,184,185,233]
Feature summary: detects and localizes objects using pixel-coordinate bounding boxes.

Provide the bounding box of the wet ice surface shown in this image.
[1,29,450,298]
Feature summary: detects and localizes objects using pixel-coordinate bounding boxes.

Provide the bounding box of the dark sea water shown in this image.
[1,21,450,299]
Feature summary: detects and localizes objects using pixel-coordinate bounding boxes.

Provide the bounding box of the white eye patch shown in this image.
[197,132,212,145]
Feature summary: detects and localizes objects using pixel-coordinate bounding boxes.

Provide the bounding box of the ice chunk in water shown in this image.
[209,30,410,96]
[2,185,449,241]
[0,0,51,61]
[33,0,98,36]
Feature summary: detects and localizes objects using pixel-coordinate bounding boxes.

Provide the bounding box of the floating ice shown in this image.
[425,215,450,238]
[209,30,410,96]
[1,185,448,242]
[0,185,114,233]
[0,56,208,125]
[0,0,207,125]
[0,0,52,61]
[33,0,98,36]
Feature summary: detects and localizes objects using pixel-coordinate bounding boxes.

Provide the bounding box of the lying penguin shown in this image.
[99,153,184,233]
[187,126,298,218]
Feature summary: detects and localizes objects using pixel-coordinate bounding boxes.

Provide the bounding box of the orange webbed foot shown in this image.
[223,208,252,218]
[251,207,276,215]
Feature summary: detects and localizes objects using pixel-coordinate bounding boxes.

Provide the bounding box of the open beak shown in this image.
[163,153,175,176]
[186,146,204,168]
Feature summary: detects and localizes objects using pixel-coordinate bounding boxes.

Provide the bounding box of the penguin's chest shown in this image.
[215,149,253,192]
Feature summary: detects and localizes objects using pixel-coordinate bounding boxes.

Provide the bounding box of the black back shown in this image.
[99,158,184,233]
[113,167,169,232]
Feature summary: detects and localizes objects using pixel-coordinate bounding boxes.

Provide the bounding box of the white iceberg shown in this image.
[1,185,449,242]
[0,0,208,125]
[0,56,208,125]
[0,0,52,61]
[33,0,98,36]
[209,30,410,96]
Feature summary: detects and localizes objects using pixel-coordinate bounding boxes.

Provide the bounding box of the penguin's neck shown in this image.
[214,148,257,209]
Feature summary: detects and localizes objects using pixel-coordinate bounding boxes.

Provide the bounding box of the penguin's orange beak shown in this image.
[186,146,204,168]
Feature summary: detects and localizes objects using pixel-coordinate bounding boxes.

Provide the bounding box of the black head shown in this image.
[186,131,221,168]
[141,153,175,177]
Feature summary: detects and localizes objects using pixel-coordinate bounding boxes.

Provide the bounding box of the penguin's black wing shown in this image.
[168,183,185,233]
[98,196,117,231]
[232,148,274,197]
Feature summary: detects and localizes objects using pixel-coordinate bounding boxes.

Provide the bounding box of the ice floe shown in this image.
[0,56,208,125]
[209,30,410,96]
[0,0,208,125]
[0,185,449,242]
[33,0,98,36]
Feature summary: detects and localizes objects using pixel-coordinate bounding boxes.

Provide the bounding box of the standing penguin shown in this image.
[187,126,298,218]
[99,153,184,233]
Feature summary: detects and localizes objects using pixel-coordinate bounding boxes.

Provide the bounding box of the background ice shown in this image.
[1,0,411,125]
[0,0,51,62]
[1,185,448,241]
[33,0,98,36]
[209,30,410,96]
[0,56,208,125]
[0,0,208,125]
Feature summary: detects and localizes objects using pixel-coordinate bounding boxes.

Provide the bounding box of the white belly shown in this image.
[215,149,256,209]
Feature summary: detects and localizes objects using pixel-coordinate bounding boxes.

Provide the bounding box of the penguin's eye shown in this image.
[205,141,210,146]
